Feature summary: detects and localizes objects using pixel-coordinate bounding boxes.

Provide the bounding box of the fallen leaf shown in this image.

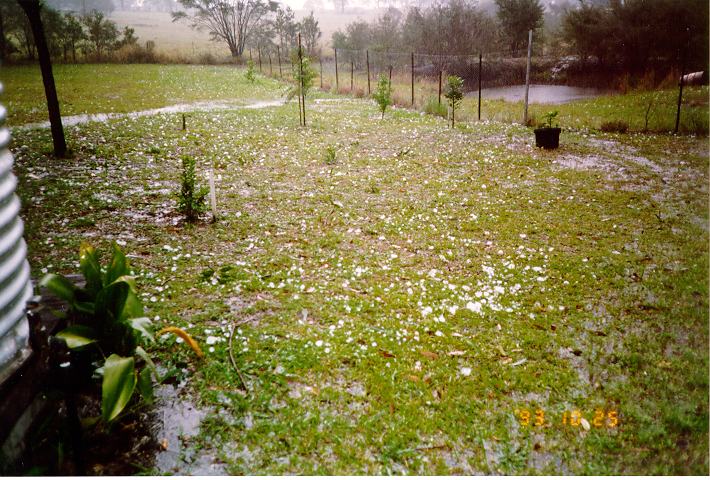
[420,350,439,360]
[160,438,168,450]
[379,350,396,358]
[581,418,591,431]
[511,358,527,367]
[407,374,420,382]
[448,350,465,356]
[496,345,507,357]
[500,357,512,364]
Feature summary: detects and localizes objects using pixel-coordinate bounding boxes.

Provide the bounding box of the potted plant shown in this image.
[534,110,561,149]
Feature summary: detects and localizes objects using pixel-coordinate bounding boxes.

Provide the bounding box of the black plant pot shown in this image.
[534,127,561,149]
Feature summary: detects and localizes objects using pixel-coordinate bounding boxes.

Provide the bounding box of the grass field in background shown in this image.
[6,65,708,474]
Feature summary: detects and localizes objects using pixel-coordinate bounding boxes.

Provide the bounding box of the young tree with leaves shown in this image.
[372,73,392,119]
[172,0,278,58]
[288,46,316,126]
[444,75,463,128]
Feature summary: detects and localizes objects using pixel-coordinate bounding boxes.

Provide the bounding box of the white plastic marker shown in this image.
[209,167,217,221]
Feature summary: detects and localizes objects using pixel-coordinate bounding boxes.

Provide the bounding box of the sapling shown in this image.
[444,75,464,128]
[245,59,256,83]
[288,49,317,126]
[372,73,392,119]
[177,155,208,223]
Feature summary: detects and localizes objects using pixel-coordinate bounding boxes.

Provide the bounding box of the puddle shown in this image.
[151,384,227,475]
[17,99,285,130]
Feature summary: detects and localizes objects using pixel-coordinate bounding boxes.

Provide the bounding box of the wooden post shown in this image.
[249,49,252,62]
[258,47,262,72]
[438,70,442,105]
[411,52,415,106]
[320,56,323,89]
[268,52,272,76]
[277,45,282,77]
[334,48,339,92]
[675,56,686,134]
[298,33,306,126]
[389,65,392,85]
[366,50,371,95]
[209,167,217,222]
[182,113,186,130]
[351,61,354,92]
[523,29,532,125]
[478,53,482,121]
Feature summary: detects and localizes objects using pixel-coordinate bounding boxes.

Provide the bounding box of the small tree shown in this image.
[245,58,256,82]
[444,75,464,128]
[177,155,208,223]
[82,10,119,59]
[372,73,392,119]
[288,48,317,126]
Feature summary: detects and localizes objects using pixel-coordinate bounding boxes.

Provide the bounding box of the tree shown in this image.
[444,75,463,128]
[82,10,119,59]
[273,5,297,54]
[494,0,544,53]
[16,0,66,157]
[372,73,392,119]
[172,0,278,58]
[300,11,321,55]
[60,11,86,62]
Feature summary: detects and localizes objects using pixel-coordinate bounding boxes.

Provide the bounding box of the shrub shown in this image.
[177,155,208,223]
[600,120,629,133]
[423,95,447,118]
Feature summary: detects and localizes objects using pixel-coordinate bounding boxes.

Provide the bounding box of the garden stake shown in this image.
[209,167,217,222]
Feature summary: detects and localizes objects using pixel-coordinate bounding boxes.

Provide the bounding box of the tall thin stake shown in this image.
[258,47,262,72]
[334,48,339,92]
[411,52,415,106]
[268,52,272,76]
[351,61,354,92]
[366,50,371,95]
[523,29,533,125]
[277,46,282,77]
[320,56,323,89]
[675,51,686,134]
[478,53,482,121]
[298,33,306,126]
[438,70,442,105]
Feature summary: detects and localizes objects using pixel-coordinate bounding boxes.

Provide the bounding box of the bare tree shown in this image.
[16,0,66,157]
[172,0,278,57]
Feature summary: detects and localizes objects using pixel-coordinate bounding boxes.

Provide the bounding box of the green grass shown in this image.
[5,64,709,474]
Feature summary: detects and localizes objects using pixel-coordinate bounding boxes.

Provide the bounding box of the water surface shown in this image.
[472,84,614,104]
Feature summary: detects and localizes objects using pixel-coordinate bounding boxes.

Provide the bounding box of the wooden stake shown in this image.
[320,56,323,89]
[277,45,282,77]
[351,61,354,92]
[209,167,217,222]
[438,70,442,105]
[523,30,532,125]
[366,50,371,95]
[411,52,415,106]
[268,52,272,76]
[478,52,482,121]
[334,48,339,92]
[258,47,262,72]
[298,33,306,126]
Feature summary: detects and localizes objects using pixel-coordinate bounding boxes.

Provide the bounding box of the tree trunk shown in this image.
[18,0,67,157]
[0,10,5,63]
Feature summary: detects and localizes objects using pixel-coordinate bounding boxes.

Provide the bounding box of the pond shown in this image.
[471,84,615,104]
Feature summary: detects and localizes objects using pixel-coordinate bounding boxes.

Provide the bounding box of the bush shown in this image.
[177,155,208,223]
[423,95,447,118]
[372,74,392,119]
[600,120,629,133]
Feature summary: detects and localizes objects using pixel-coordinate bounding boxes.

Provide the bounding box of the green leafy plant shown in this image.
[177,155,208,223]
[41,243,157,422]
[372,74,392,119]
[245,59,256,83]
[287,50,317,101]
[542,110,560,128]
[444,75,464,128]
[324,145,337,165]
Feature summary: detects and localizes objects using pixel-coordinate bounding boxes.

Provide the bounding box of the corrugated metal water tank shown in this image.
[0,82,33,385]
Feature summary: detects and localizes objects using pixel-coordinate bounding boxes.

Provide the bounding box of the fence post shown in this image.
[320,56,323,89]
[411,52,415,106]
[249,49,252,62]
[351,61,354,92]
[268,53,272,76]
[438,70,442,105]
[389,65,392,85]
[478,52,482,121]
[523,30,533,125]
[334,48,339,92]
[258,47,262,73]
[366,50,371,95]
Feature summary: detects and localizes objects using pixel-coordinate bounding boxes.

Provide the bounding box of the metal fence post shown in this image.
[478,53,482,121]
[334,48,339,92]
[366,50,371,95]
[523,30,532,125]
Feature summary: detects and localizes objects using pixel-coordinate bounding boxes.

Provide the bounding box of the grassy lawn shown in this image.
[4,64,709,474]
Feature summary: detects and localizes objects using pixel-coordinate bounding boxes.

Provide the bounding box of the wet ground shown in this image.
[472,84,615,104]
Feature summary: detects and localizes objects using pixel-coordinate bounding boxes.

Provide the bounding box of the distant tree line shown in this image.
[331,0,708,83]
[0,2,151,63]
